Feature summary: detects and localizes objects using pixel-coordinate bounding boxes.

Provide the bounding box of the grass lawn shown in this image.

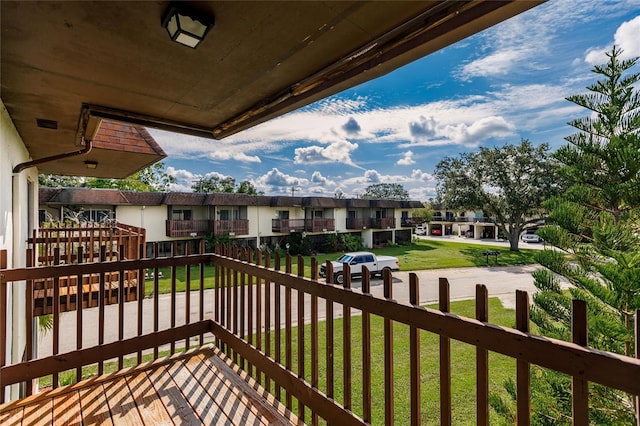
[149,239,537,295]
[41,298,518,425]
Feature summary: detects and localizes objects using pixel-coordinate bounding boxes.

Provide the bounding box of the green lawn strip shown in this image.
[148,240,537,295]
[257,297,518,425]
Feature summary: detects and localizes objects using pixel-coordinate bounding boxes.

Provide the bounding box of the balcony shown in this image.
[371,217,396,229]
[272,218,335,233]
[165,220,211,237]
[1,247,639,425]
[213,219,249,236]
[346,217,371,229]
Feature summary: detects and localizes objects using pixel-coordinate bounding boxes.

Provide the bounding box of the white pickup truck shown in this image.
[319,251,400,284]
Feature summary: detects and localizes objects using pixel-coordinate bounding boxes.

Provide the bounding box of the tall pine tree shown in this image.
[531,46,640,424]
[491,46,640,425]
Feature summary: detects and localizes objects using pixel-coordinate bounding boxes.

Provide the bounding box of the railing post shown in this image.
[325,260,334,400]
[285,252,293,409]
[1,250,7,403]
[137,243,144,364]
[117,245,125,370]
[153,243,160,359]
[476,284,489,426]
[572,299,589,425]
[361,266,372,423]
[311,257,319,426]
[439,277,451,426]
[343,263,352,411]
[636,309,640,426]
[410,273,421,426]
[297,255,305,419]
[516,290,531,426]
[384,268,394,425]
[98,245,106,375]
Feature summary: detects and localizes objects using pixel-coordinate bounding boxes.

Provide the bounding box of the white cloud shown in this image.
[294,140,359,165]
[585,15,640,64]
[397,151,416,165]
[255,168,309,194]
[310,171,336,187]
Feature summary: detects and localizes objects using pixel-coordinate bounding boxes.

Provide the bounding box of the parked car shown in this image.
[431,228,442,235]
[521,233,543,243]
[414,225,426,235]
[319,251,400,284]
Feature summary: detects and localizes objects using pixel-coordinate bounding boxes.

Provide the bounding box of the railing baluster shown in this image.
[635,309,639,426]
[117,246,125,370]
[25,249,34,395]
[384,268,394,425]
[311,257,319,426]
[297,255,305,418]
[274,252,281,400]
[361,266,372,424]
[247,247,254,376]
[255,250,262,383]
[53,247,60,388]
[153,243,159,359]
[185,243,191,352]
[170,242,177,355]
[98,246,106,375]
[476,284,489,426]
[199,240,205,347]
[325,260,334,401]
[439,277,451,426]
[410,273,421,426]
[516,290,531,426]
[285,253,292,409]
[233,246,239,364]
[137,244,144,364]
[343,263,352,411]
[572,299,589,425]
[0,251,6,404]
[240,248,246,370]
[265,251,272,393]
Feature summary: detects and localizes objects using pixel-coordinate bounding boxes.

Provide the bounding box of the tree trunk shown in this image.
[509,234,520,251]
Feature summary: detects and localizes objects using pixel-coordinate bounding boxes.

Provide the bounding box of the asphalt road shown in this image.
[38,263,564,358]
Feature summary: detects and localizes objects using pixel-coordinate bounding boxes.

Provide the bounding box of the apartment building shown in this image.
[39,187,423,254]
[428,209,501,240]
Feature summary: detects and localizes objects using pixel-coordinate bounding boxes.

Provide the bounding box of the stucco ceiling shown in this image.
[1,1,541,177]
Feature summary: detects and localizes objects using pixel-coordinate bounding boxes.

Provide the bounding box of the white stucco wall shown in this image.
[1,99,38,401]
[116,205,168,242]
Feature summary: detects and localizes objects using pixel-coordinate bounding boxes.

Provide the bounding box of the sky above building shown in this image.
[149,0,640,201]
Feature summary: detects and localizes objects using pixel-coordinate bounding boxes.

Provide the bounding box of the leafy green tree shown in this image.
[492,47,640,425]
[237,180,262,195]
[434,140,563,251]
[412,202,435,224]
[50,161,176,192]
[191,175,236,193]
[361,183,409,200]
[38,174,86,188]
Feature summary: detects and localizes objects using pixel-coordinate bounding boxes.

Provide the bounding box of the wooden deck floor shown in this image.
[0,346,302,425]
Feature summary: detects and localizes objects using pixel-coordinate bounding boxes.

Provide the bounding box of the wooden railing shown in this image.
[165,219,212,237]
[371,217,396,229]
[213,219,249,236]
[346,217,371,229]
[1,246,639,425]
[272,218,335,233]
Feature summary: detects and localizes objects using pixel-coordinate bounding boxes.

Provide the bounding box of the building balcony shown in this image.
[346,217,371,230]
[213,219,249,236]
[165,219,212,237]
[1,247,638,425]
[272,218,335,233]
[371,217,396,229]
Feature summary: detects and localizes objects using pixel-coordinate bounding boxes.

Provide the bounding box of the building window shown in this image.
[172,209,192,220]
[277,210,289,220]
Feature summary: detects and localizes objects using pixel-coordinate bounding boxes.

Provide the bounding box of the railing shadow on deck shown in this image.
[1,244,639,425]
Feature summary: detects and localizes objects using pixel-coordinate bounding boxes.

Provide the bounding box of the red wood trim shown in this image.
[343,264,352,411]
[185,244,192,352]
[118,246,125,370]
[326,262,334,399]
[297,255,305,418]
[25,250,34,396]
[53,248,60,388]
[311,258,319,426]
[137,244,144,364]
[153,243,159,359]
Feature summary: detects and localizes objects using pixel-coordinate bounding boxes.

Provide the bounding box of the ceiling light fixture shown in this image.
[85,161,98,169]
[161,3,214,49]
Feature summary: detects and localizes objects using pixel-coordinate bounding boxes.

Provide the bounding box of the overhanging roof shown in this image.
[1,1,541,178]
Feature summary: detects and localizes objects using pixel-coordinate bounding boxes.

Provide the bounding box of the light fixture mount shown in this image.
[161,3,214,49]
[84,160,98,169]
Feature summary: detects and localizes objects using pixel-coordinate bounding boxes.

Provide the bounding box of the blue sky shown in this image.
[149,0,640,200]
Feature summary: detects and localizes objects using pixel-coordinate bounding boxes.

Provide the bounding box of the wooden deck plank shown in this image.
[22,397,52,425]
[146,365,204,425]
[52,390,82,426]
[125,372,173,426]
[185,353,270,426]
[103,379,145,425]
[166,360,235,425]
[78,383,114,426]
[0,407,23,426]
[206,349,301,424]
